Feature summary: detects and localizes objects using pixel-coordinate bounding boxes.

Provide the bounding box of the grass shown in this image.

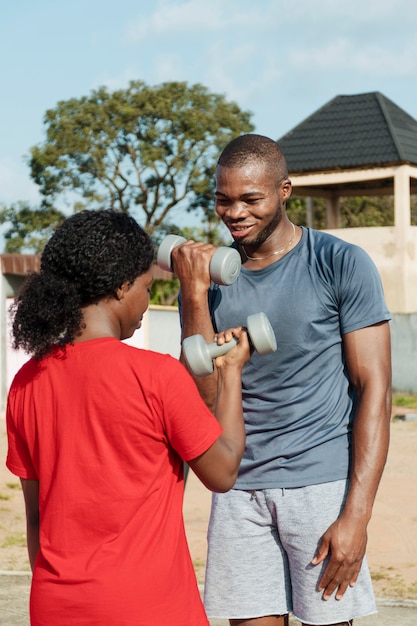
[371,567,417,599]
[392,393,417,409]
[193,558,206,584]
[0,493,11,501]
[6,482,21,490]
[1,532,27,549]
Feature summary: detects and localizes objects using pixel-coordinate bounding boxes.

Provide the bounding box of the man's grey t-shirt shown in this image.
[207,227,391,489]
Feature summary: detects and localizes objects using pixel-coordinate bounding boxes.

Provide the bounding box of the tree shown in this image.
[340,196,394,227]
[29,81,254,234]
[410,194,417,226]
[287,195,395,229]
[0,202,66,253]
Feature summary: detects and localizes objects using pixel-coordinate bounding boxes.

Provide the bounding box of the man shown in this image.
[173,134,392,626]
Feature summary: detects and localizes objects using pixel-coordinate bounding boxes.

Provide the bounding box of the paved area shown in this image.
[1,573,416,625]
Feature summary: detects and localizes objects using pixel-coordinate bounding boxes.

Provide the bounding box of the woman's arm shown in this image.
[187,327,250,492]
[20,478,40,571]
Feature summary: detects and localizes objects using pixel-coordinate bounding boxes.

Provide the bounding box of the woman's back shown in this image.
[7,339,218,625]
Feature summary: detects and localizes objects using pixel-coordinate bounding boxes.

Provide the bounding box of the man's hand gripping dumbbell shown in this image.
[182,312,277,377]
[157,234,241,285]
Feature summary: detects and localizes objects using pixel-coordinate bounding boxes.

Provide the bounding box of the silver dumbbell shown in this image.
[157,234,241,286]
[182,312,277,377]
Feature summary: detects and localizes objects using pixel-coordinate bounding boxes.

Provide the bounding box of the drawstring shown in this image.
[250,488,286,501]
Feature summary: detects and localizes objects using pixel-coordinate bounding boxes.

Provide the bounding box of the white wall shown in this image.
[2,304,182,413]
[123,305,181,358]
[3,301,417,407]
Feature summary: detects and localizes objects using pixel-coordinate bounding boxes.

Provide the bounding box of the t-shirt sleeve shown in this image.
[6,399,38,480]
[335,244,391,335]
[159,358,222,462]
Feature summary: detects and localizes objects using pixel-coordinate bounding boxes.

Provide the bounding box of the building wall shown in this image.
[390,314,417,393]
[1,304,182,413]
[1,303,416,413]
[2,212,416,411]
[324,226,417,315]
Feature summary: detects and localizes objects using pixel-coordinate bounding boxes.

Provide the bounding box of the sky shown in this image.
[1,0,417,216]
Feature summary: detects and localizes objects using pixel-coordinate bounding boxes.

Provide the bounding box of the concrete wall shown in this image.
[390,314,417,393]
[123,305,181,358]
[135,308,416,394]
[2,304,415,413]
[324,226,417,315]
[1,304,182,412]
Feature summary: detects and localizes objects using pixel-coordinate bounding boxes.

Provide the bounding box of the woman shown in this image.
[6,209,249,625]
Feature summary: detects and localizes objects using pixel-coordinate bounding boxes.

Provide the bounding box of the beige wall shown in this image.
[324,225,417,314]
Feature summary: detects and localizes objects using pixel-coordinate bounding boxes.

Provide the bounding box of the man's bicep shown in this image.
[343,321,391,391]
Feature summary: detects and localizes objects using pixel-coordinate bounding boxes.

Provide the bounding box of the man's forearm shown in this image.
[342,322,392,523]
[179,290,218,410]
[343,388,391,523]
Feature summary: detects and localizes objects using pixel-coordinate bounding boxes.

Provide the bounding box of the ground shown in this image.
[1,410,416,600]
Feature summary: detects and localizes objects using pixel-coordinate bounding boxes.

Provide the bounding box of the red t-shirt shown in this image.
[6,338,221,625]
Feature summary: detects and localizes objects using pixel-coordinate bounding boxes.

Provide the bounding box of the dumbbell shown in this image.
[157,234,241,286]
[182,312,277,377]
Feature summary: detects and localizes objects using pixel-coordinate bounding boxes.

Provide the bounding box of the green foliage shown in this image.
[411,194,417,225]
[287,195,394,229]
[392,393,417,408]
[340,196,394,227]
[287,197,326,229]
[150,277,180,306]
[0,202,66,253]
[150,219,230,250]
[29,80,254,235]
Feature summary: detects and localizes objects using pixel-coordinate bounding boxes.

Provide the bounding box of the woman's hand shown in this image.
[213,326,251,372]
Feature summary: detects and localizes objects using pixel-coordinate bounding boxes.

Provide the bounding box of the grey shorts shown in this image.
[204,480,377,624]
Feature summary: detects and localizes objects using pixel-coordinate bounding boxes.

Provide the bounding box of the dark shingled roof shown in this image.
[277,92,417,174]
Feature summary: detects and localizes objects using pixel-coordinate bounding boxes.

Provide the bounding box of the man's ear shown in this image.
[281,179,292,201]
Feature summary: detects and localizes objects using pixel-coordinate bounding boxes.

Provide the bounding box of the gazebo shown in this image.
[277,92,417,315]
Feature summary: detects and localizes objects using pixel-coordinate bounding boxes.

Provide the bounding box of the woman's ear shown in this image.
[115,281,130,301]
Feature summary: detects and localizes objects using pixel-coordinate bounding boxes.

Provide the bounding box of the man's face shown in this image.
[215,162,292,247]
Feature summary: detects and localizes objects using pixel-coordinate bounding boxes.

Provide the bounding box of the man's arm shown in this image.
[313,321,391,600]
[20,478,40,571]
[171,240,220,411]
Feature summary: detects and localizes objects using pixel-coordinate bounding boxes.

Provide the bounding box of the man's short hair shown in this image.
[217,134,288,183]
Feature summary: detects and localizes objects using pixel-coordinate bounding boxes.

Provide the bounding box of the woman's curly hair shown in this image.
[10,210,154,358]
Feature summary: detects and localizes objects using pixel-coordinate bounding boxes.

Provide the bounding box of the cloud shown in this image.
[153,53,187,83]
[124,0,417,45]
[290,38,417,77]
[202,41,282,108]
[124,1,221,42]
[0,159,40,206]
[92,66,142,91]
[287,0,417,23]
[123,0,285,43]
